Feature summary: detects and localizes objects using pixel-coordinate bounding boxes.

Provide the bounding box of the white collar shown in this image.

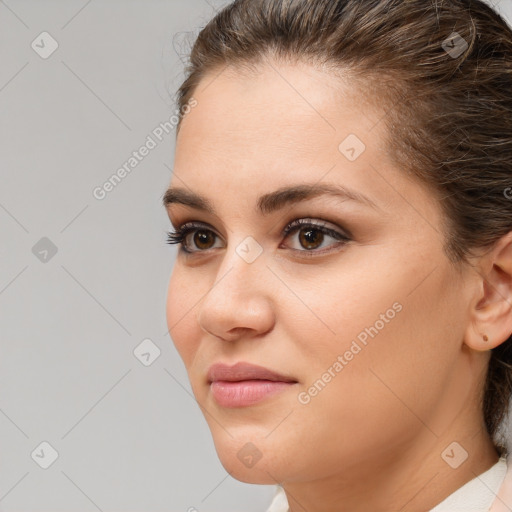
[266,457,508,512]
[431,456,507,511]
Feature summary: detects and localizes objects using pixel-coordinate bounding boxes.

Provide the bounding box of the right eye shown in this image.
[166,222,224,253]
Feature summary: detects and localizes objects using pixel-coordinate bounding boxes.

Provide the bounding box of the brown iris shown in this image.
[193,230,216,250]
[299,227,324,250]
[191,226,327,251]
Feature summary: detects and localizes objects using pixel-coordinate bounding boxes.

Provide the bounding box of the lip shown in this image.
[207,362,297,383]
[207,362,298,408]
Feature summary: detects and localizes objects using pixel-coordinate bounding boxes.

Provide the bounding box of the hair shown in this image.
[174,0,512,455]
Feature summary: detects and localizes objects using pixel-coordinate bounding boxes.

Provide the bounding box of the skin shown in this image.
[164,58,512,512]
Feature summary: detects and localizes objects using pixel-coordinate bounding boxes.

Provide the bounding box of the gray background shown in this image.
[1,0,511,511]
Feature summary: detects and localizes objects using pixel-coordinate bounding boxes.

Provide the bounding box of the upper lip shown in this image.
[207,362,297,383]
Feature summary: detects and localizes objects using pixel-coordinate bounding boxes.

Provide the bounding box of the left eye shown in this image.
[166,218,351,254]
[281,218,350,253]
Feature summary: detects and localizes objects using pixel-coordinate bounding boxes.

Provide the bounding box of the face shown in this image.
[164,60,479,485]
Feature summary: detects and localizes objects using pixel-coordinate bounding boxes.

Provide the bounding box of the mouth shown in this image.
[207,362,298,408]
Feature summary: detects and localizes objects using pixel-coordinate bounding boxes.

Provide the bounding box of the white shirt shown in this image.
[266,457,508,512]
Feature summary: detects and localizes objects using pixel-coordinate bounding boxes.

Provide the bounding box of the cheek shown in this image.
[279,258,461,443]
[166,267,202,366]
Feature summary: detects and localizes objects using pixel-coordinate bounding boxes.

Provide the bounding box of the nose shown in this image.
[196,244,276,342]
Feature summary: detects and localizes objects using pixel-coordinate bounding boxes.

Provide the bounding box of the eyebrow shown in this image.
[162,183,381,215]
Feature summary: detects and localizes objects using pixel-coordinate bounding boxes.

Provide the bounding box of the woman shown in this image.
[163,0,512,510]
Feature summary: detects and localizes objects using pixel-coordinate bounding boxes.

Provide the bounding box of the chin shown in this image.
[210,431,288,485]
[217,451,283,484]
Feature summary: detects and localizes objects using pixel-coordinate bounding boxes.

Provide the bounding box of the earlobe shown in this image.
[464,231,512,352]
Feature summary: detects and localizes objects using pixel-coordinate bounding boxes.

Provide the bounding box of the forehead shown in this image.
[170,60,440,226]
[177,61,380,154]
[175,61,389,182]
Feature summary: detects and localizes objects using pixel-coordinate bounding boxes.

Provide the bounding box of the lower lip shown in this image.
[210,380,296,407]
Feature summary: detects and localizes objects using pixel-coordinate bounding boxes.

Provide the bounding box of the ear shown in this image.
[465,231,512,352]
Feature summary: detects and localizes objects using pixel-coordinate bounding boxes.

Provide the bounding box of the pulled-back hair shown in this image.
[175,0,512,455]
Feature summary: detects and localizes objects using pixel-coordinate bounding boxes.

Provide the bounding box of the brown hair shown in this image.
[174,0,512,454]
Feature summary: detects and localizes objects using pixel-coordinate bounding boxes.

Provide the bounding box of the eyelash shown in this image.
[166,218,351,257]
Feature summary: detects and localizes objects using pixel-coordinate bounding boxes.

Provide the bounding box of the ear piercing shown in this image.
[483,334,489,342]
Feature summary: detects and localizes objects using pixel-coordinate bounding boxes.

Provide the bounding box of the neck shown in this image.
[283,408,499,512]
